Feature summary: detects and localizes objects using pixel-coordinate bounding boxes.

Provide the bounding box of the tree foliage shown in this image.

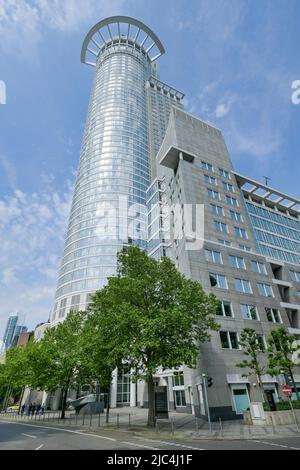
[267,326,300,399]
[87,246,220,426]
[236,328,266,401]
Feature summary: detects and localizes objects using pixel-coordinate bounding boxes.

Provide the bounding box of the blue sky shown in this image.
[0,0,299,336]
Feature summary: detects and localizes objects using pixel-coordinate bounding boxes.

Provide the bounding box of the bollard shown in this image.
[83,413,85,426]
[75,413,78,426]
[117,413,119,428]
[195,417,199,434]
[171,418,174,436]
[269,415,275,435]
[90,413,93,427]
[128,413,131,429]
[98,411,101,427]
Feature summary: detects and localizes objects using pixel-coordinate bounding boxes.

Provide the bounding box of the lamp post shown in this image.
[202,374,211,433]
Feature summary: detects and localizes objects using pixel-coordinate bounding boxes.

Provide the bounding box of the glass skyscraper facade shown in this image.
[51,17,184,332]
[2,313,27,350]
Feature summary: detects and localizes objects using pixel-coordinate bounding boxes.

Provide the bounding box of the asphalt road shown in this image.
[0,420,300,450]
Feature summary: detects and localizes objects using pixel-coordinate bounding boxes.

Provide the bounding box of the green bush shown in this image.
[263,399,300,411]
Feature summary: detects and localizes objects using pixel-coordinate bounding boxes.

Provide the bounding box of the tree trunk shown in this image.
[147,376,156,428]
[257,374,266,403]
[61,386,69,419]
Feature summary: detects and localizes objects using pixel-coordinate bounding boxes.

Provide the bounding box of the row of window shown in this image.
[208,189,239,207]
[219,331,266,351]
[211,204,244,222]
[213,220,248,239]
[204,175,235,192]
[205,249,267,274]
[258,243,300,266]
[217,300,282,323]
[209,273,274,297]
[201,161,231,179]
[254,228,300,255]
[250,214,300,242]
[246,201,300,231]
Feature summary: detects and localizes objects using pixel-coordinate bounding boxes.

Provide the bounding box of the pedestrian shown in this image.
[31,402,36,416]
[27,403,32,416]
[36,404,41,415]
[21,404,25,416]
[40,403,45,416]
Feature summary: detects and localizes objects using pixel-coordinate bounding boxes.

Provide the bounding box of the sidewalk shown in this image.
[1,406,299,440]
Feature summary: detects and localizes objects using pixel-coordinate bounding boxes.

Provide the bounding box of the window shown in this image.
[229,255,246,270]
[234,226,248,240]
[241,304,259,320]
[226,195,239,207]
[173,371,184,386]
[265,307,282,323]
[290,270,300,283]
[204,174,217,185]
[59,298,67,318]
[216,301,233,317]
[235,278,252,294]
[174,390,186,407]
[239,244,251,252]
[223,182,235,192]
[70,295,80,312]
[220,331,239,349]
[251,260,267,275]
[211,204,224,216]
[218,239,231,246]
[214,220,228,234]
[219,168,231,179]
[202,161,214,172]
[256,335,266,351]
[208,189,220,200]
[209,273,228,289]
[230,210,243,222]
[257,283,274,297]
[117,368,131,403]
[205,249,223,264]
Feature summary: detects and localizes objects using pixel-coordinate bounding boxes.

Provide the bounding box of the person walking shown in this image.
[21,404,26,416]
[31,402,36,416]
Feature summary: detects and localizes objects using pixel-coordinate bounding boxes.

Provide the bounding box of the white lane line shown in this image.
[35,444,44,451]
[1,420,116,442]
[22,433,37,439]
[251,440,299,450]
[144,439,205,451]
[121,441,159,450]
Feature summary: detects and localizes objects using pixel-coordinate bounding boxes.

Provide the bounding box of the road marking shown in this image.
[121,441,159,450]
[1,420,116,442]
[35,444,44,450]
[22,433,37,439]
[136,437,204,450]
[251,440,300,450]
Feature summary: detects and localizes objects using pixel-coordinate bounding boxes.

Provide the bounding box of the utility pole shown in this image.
[202,374,211,433]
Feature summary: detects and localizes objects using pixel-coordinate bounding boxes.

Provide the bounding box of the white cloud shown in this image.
[0,0,125,55]
[0,175,73,337]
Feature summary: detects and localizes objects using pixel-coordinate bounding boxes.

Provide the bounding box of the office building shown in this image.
[2,313,27,350]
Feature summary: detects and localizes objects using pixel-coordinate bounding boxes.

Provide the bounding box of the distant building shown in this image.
[2,313,27,350]
[34,322,50,341]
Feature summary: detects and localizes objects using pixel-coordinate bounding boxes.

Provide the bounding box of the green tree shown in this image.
[29,311,89,418]
[87,246,220,427]
[0,343,35,410]
[236,328,267,402]
[267,326,300,400]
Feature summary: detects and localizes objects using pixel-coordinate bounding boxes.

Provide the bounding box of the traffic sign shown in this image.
[281,385,292,397]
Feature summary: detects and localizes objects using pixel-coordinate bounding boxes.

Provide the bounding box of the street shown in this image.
[0,420,300,450]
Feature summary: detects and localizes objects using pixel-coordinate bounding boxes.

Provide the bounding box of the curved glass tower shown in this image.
[51,16,184,326]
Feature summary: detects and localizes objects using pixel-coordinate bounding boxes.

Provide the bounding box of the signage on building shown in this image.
[281,385,292,397]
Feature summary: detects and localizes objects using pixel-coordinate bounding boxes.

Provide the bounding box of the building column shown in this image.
[110,368,117,408]
[130,373,137,407]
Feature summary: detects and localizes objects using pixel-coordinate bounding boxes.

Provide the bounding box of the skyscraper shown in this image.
[51,17,184,326]
[2,313,27,350]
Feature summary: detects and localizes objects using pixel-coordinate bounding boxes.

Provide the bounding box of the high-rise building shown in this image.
[51,16,184,326]
[49,16,300,417]
[2,313,27,350]
[147,108,300,419]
